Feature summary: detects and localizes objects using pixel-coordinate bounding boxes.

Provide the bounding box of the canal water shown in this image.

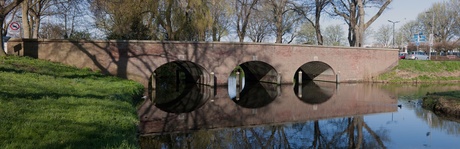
[138,82,460,149]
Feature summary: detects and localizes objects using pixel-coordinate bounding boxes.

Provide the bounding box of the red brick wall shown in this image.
[7,39,398,87]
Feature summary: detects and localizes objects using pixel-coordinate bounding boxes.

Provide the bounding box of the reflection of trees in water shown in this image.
[411,100,460,137]
[289,117,389,149]
[140,116,390,148]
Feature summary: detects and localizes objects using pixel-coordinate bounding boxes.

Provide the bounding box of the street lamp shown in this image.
[388,20,400,48]
[426,11,435,60]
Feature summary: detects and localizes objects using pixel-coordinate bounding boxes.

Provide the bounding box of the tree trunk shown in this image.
[275,19,283,43]
[364,122,387,148]
[333,0,392,47]
[0,34,5,56]
[355,0,365,47]
[22,1,30,38]
[356,116,364,149]
[212,19,218,41]
[32,13,40,38]
[0,17,5,56]
[347,117,355,148]
[314,0,324,45]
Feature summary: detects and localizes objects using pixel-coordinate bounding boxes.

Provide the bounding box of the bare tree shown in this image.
[373,24,392,47]
[208,0,232,41]
[0,0,24,56]
[16,0,91,39]
[39,21,63,38]
[266,0,301,43]
[54,0,91,39]
[247,8,271,42]
[323,24,345,46]
[451,0,460,41]
[233,0,259,42]
[397,20,421,47]
[20,0,60,39]
[297,0,330,45]
[21,0,29,38]
[330,0,392,47]
[419,1,457,45]
[296,22,316,44]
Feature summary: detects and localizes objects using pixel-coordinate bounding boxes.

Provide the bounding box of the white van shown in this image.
[406,51,429,60]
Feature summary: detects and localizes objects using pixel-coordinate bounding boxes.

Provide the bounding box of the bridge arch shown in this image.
[294,61,336,83]
[293,61,337,105]
[228,61,279,108]
[149,61,213,113]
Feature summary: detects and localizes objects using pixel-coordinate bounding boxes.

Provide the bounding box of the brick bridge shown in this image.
[7,39,399,134]
[7,39,398,88]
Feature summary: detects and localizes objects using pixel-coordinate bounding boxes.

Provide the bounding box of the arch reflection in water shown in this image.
[228,61,279,109]
[228,81,279,108]
[152,83,212,113]
[150,61,212,113]
[293,81,336,104]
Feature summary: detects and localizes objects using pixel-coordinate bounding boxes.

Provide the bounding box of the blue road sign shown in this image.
[411,33,426,43]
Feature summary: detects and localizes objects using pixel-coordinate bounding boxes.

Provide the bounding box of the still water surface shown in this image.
[139,83,460,149]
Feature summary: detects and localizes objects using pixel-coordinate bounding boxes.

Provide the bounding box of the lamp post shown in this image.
[388,20,400,48]
[426,11,435,60]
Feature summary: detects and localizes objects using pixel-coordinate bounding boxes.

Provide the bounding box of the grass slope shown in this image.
[0,56,144,149]
[377,60,460,83]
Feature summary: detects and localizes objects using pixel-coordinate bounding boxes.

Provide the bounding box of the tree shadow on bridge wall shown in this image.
[65,40,154,79]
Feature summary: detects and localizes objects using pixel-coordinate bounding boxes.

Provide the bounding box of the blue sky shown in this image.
[369,0,439,30]
[320,0,441,44]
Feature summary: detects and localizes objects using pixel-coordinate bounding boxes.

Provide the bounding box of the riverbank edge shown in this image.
[422,94,460,118]
[371,80,460,118]
[370,80,460,84]
[374,60,460,118]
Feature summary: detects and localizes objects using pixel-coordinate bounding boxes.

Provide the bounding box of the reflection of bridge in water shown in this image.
[139,83,397,135]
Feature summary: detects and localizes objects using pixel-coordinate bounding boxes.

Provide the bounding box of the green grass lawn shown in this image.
[378,60,460,83]
[0,56,144,149]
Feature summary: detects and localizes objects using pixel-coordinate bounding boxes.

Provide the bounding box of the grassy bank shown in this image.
[377,60,460,83]
[422,91,460,118]
[379,60,460,118]
[0,56,144,148]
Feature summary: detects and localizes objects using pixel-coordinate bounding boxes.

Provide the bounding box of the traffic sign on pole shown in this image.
[9,22,20,31]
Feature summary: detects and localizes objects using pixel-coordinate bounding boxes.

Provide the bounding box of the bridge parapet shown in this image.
[7,39,398,87]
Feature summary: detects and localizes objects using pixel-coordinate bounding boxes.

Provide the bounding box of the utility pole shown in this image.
[426,11,435,60]
[388,20,400,48]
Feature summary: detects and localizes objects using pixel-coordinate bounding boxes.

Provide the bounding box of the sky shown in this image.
[368,0,440,30]
[321,0,442,45]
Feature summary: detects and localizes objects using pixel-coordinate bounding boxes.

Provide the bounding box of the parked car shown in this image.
[399,53,406,59]
[406,51,429,60]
